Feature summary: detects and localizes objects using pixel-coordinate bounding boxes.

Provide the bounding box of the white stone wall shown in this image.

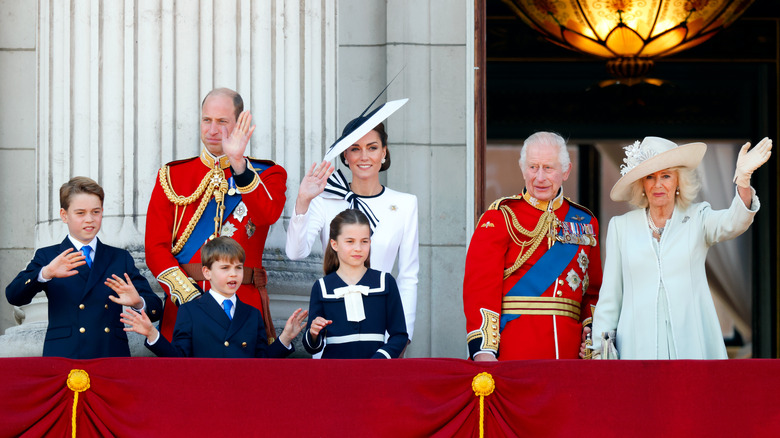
[0,0,473,359]
[34,0,337,249]
[336,0,471,357]
[0,0,38,337]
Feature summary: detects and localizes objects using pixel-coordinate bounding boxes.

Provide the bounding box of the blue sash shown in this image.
[175,161,271,264]
[499,203,591,330]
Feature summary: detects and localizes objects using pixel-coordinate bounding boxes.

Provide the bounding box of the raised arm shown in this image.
[294,161,334,215]
[734,137,772,207]
[286,189,330,261]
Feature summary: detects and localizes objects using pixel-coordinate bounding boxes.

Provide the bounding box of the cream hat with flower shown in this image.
[610,137,707,202]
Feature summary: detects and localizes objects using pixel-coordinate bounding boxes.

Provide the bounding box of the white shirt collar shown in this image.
[209,290,236,307]
[67,235,97,253]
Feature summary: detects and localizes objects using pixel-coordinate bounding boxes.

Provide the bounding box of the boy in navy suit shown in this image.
[6,177,163,359]
[122,236,307,358]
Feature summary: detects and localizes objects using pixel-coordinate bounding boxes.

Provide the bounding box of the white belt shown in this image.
[326,333,385,345]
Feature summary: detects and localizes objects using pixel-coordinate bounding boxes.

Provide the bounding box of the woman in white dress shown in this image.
[590,136,771,359]
[286,118,419,347]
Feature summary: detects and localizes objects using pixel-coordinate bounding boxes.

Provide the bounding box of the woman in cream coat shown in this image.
[591,136,772,359]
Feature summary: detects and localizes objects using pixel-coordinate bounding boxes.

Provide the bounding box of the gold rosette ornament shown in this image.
[472,372,495,438]
[67,369,91,438]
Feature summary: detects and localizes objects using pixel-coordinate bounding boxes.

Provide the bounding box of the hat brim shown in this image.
[323,98,408,162]
[610,142,707,202]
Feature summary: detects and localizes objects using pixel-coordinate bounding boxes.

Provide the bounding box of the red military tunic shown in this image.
[463,190,602,360]
[145,148,286,341]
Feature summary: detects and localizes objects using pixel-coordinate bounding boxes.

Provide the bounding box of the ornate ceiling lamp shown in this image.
[501,0,756,83]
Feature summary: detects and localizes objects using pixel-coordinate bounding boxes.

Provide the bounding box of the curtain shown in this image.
[1,357,778,437]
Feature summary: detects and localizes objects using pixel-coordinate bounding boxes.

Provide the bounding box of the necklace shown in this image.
[646,209,665,236]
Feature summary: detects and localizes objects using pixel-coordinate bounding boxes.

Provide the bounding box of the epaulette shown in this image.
[487,195,523,211]
[165,156,200,167]
[247,157,277,167]
[164,156,200,167]
[565,197,596,218]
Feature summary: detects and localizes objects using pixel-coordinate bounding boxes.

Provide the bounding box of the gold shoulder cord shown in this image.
[159,164,228,255]
[500,206,558,279]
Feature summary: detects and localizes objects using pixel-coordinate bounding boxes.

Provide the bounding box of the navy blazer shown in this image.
[146,292,292,358]
[6,237,163,359]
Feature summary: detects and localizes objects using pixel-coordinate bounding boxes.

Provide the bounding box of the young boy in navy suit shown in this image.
[122,236,307,358]
[5,177,163,359]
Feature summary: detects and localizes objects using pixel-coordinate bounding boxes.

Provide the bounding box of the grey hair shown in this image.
[627,166,701,210]
[519,131,571,169]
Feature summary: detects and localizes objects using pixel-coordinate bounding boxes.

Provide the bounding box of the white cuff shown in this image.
[132,297,147,312]
[37,271,51,283]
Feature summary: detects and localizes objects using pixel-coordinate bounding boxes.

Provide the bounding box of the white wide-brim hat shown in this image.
[323,98,408,162]
[610,136,707,202]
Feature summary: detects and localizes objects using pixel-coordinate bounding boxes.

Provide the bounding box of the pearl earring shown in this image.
[381,157,386,164]
[676,188,680,195]
[641,192,645,197]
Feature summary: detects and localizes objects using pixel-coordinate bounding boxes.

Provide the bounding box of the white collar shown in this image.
[209,290,236,306]
[68,235,97,252]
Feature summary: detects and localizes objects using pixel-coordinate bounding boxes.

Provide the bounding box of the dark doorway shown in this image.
[475,0,780,357]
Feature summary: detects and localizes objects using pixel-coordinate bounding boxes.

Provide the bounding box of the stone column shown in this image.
[336,0,471,357]
[2,0,336,357]
[0,0,38,353]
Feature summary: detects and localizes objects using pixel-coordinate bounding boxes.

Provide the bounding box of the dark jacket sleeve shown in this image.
[122,251,163,322]
[372,274,409,359]
[146,304,194,357]
[260,338,294,358]
[6,248,50,306]
[254,308,294,358]
[145,333,182,358]
[303,280,326,355]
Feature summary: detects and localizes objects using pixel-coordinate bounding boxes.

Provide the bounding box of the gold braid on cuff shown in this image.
[236,168,260,194]
[157,266,202,306]
[478,308,500,353]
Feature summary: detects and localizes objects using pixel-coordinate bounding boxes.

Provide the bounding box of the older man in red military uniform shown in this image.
[145,88,286,341]
[463,131,602,361]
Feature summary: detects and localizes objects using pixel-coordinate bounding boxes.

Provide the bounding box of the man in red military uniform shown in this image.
[463,131,602,361]
[145,88,286,341]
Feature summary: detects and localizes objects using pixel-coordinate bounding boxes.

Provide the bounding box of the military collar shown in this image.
[522,189,565,212]
[200,148,231,169]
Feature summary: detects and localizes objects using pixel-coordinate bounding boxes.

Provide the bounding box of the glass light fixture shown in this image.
[502,0,756,82]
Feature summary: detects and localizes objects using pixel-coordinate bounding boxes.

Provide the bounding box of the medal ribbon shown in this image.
[499,203,592,330]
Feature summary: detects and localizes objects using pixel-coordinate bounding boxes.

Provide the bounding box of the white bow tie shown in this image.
[333,285,370,322]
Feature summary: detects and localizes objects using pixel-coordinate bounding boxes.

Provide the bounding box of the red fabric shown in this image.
[1,358,779,437]
[144,154,287,340]
[463,195,603,359]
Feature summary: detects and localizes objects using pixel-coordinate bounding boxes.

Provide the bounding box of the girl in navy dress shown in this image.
[303,209,408,358]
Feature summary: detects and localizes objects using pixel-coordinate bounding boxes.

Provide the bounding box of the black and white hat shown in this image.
[323,74,408,162]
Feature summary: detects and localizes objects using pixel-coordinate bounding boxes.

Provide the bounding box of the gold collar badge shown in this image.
[200,148,231,170]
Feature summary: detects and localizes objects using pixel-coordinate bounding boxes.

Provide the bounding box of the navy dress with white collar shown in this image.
[304,269,408,359]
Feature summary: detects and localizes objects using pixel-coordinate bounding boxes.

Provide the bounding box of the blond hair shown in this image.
[628,166,701,210]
